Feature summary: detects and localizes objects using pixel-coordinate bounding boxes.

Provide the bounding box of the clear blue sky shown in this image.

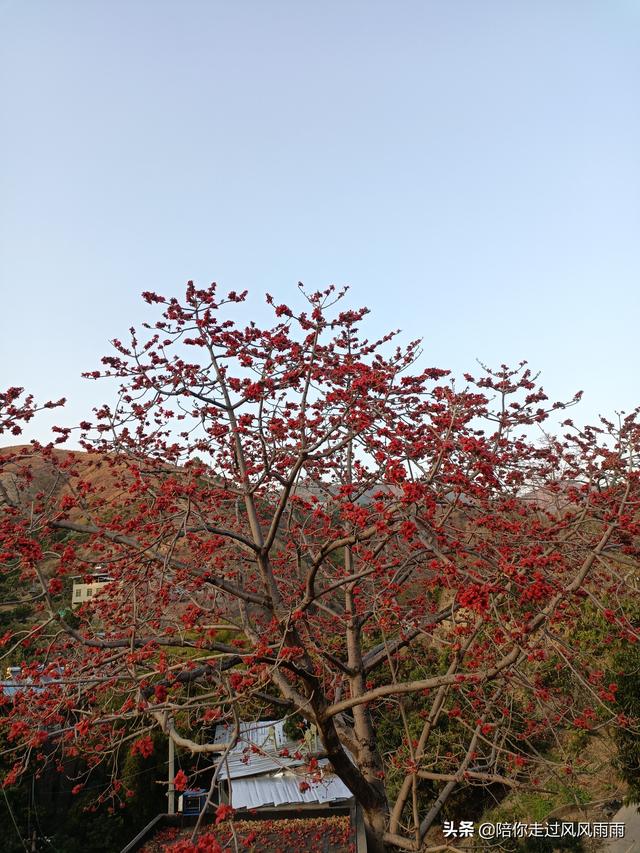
[1,1,639,442]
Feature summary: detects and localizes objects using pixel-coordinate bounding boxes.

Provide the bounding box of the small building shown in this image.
[0,665,61,701]
[71,572,114,607]
[121,720,367,853]
[0,674,31,701]
[212,719,353,810]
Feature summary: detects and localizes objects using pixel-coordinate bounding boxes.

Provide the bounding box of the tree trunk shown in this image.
[363,805,390,853]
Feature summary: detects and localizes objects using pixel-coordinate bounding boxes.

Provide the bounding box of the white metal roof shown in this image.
[228,769,352,810]
[213,719,322,780]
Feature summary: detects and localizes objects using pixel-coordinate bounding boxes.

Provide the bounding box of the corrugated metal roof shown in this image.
[213,720,321,781]
[213,720,289,752]
[228,770,353,810]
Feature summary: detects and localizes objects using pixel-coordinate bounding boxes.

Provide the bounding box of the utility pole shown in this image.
[168,721,176,815]
[168,734,176,815]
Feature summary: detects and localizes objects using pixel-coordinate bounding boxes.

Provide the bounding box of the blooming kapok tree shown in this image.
[1,283,639,852]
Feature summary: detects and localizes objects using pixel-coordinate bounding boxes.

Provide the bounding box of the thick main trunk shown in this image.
[312,707,391,849]
[363,805,390,853]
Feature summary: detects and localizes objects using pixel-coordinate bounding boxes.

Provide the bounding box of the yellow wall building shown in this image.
[71,573,113,607]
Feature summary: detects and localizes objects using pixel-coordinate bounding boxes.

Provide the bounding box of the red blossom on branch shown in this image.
[0,283,638,851]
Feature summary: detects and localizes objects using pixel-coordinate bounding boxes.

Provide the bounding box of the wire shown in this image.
[31,775,61,853]
[2,784,29,852]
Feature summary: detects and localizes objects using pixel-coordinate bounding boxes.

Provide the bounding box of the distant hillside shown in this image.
[0,445,131,514]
